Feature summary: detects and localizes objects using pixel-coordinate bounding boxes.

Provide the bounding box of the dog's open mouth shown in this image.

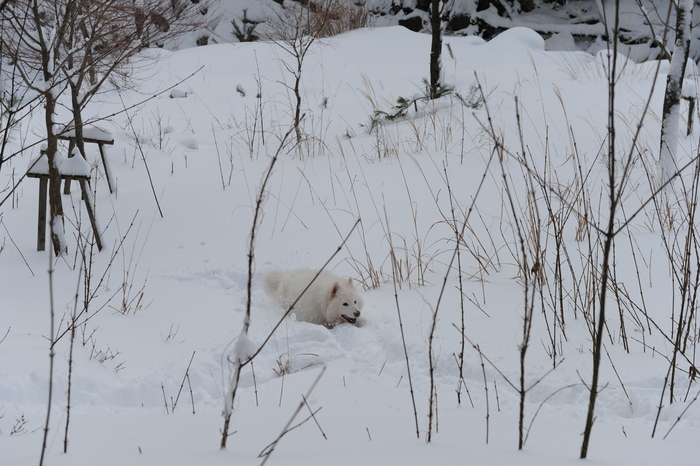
[341,314,357,324]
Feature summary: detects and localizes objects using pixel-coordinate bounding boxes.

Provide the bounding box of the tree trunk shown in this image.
[30,0,71,255]
[429,0,442,99]
[70,82,87,159]
[659,0,692,184]
[44,84,66,255]
[580,230,614,458]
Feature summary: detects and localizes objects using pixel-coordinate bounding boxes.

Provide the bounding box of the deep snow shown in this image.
[1,24,699,465]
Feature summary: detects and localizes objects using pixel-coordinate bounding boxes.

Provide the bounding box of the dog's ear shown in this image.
[347,277,353,286]
[330,282,340,298]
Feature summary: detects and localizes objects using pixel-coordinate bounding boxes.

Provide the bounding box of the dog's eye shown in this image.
[354,301,357,304]
[343,303,348,306]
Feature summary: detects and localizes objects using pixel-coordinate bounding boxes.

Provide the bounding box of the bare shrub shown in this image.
[264,1,368,145]
[311,0,369,38]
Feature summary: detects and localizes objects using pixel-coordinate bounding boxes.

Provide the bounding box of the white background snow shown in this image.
[1,15,699,466]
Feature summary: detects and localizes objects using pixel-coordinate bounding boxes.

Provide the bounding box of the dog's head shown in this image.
[326,278,364,326]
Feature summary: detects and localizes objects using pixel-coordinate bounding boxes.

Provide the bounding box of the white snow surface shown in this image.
[1,26,699,466]
[27,152,92,177]
[59,125,114,143]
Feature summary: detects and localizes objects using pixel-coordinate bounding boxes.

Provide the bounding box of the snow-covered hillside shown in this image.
[206,0,700,62]
[1,23,699,466]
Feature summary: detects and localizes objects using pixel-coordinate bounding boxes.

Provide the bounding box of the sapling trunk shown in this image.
[39,242,56,466]
[427,298,439,442]
[64,258,84,453]
[384,204,420,439]
[478,88,541,451]
[221,127,293,449]
[444,169,466,404]
[580,1,620,456]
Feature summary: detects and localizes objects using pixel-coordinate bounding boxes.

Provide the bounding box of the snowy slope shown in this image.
[1,25,699,466]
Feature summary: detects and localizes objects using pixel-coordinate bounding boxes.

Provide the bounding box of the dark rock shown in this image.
[415,0,430,12]
[447,13,471,33]
[399,15,423,32]
[476,0,491,11]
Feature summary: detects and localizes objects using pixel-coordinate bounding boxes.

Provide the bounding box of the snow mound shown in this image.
[488,27,545,51]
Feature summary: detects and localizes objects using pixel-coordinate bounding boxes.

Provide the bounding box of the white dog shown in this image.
[262,268,364,327]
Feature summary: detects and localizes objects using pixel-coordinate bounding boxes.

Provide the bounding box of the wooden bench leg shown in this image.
[98,143,114,193]
[688,97,695,136]
[37,177,48,251]
[79,180,102,251]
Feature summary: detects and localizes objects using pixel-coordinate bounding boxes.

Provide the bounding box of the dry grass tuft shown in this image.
[273,352,321,377]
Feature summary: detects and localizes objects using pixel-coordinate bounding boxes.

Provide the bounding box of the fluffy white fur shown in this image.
[262,269,364,327]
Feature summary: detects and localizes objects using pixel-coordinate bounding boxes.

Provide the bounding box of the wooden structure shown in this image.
[58,127,115,194]
[683,95,696,136]
[27,151,103,252]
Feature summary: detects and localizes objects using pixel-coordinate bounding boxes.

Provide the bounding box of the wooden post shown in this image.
[57,132,114,194]
[79,179,103,251]
[29,173,101,252]
[98,142,113,193]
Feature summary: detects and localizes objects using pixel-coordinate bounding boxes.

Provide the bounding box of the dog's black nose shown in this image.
[354,310,361,317]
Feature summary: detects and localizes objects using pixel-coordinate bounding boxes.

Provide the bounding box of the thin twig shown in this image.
[302,395,327,440]
[0,218,34,276]
[212,124,226,190]
[494,380,501,412]
[0,327,10,345]
[478,345,490,445]
[186,373,195,414]
[454,324,517,392]
[383,200,420,439]
[119,94,163,217]
[523,383,582,446]
[161,383,170,414]
[652,363,673,437]
[172,351,196,413]
[663,387,700,439]
[603,343,632,406]
[258,366,327,465]
[251,360,259,407]
[452,353,474,408]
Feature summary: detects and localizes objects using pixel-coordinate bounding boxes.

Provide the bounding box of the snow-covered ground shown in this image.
[1,25,699,465]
